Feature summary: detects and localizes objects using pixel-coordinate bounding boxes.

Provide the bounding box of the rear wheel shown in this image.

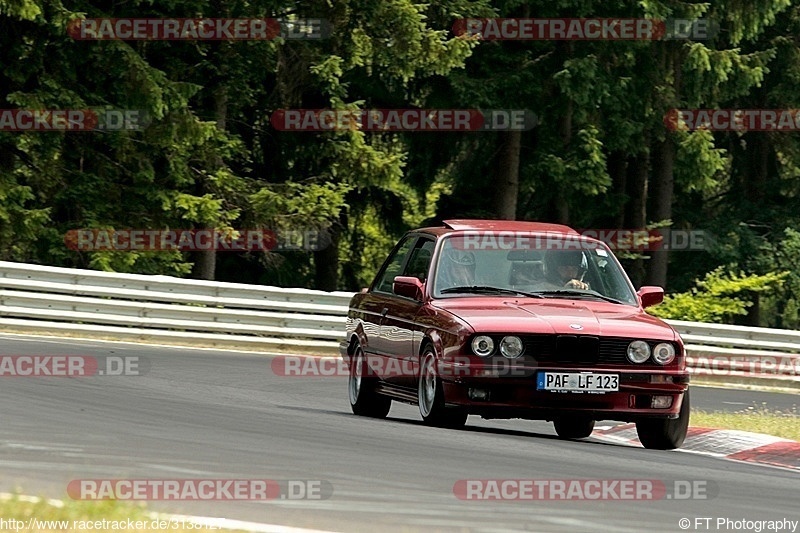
[348,343,391,418]
[553,417,595,439]
[636,388,690,450]
[418,348,467,428]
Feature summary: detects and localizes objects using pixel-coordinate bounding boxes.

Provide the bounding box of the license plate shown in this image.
[536,372,619,392]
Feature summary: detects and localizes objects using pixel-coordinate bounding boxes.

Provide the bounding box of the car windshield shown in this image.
[433,232,638,305]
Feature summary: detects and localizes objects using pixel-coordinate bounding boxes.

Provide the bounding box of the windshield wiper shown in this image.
[440,285,545,298]
[534,289,627,305]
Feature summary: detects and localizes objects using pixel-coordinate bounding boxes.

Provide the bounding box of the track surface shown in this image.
[1,334,798,533]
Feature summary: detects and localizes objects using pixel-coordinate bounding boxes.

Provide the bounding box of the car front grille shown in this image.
[523,335,676,366]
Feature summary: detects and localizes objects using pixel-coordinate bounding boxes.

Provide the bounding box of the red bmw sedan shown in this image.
[340,220,690,449]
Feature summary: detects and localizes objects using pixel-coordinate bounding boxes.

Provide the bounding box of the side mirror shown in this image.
[393,276,424,300]
[637,286,664,308]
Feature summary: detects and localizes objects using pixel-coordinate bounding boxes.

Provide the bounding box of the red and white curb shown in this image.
[593,424,800,471]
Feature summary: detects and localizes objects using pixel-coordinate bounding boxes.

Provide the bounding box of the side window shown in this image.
[374,236,416,293]
[403,239,435,282]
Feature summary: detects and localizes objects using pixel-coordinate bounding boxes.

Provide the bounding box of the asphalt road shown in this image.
[0,334,798,533]
[690,386,798,414]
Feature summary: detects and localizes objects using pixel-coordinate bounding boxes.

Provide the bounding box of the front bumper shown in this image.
[439,362,689,422]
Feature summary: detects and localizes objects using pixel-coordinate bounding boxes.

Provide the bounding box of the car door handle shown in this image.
[381,307,389,317]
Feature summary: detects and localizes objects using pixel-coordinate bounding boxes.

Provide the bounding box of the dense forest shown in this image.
[1,0,800,328]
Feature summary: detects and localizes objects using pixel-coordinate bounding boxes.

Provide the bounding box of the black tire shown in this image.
[636,388,691,450]
[348,343,391,418]
[418,347,468,428]
[553,417,595,439]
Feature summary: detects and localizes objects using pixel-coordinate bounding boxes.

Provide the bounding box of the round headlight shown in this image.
[653,343,676,365]
[500,336,524,359]
[472,336,494,357]
[627,340,651,363]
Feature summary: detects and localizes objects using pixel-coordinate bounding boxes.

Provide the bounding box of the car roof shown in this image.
[414,219,581,236]
[444,219,580,234]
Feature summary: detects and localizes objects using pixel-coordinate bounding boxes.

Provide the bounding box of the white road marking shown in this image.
[3,442,84,453]
[139,463,220,476]
[0,332,292,356]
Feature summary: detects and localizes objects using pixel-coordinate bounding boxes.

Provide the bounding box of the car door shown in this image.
[380,237,435,387]
[362,235,418,374]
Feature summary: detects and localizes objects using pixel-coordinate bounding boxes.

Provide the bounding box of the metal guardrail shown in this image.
[0,261,350,354]
[0,261,797,387]
[670,320,800,388]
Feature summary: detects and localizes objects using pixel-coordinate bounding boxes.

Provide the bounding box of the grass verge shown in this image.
[0,494,246,532]
[691,404,800,441]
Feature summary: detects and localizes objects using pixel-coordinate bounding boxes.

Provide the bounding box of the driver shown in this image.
[437,248,476,289]
[545,249,589,290]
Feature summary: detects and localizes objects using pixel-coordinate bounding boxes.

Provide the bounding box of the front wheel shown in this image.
[553,417,595,439]
[349,343,391,418]
[418,348,467,429]
[635,389,690,450]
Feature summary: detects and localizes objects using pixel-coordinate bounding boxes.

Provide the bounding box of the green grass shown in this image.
[691,404,800,441]
[0,494,246,532]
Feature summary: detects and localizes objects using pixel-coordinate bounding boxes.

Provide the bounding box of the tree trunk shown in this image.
[314,222,341,291]
[625,151,648,288]
[554,195,569,224]
[745,133,770,203]
[192,244,217,280]
[554,93,573,225]
[492,130,521,220]
[625,153,648,230]
[743,293,761,327]
[608,151,627,228]
[191,83,228,281]
[645,137,675,288]
[645,42,681,289]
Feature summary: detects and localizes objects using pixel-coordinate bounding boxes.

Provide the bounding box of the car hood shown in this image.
[431,297,677,340]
